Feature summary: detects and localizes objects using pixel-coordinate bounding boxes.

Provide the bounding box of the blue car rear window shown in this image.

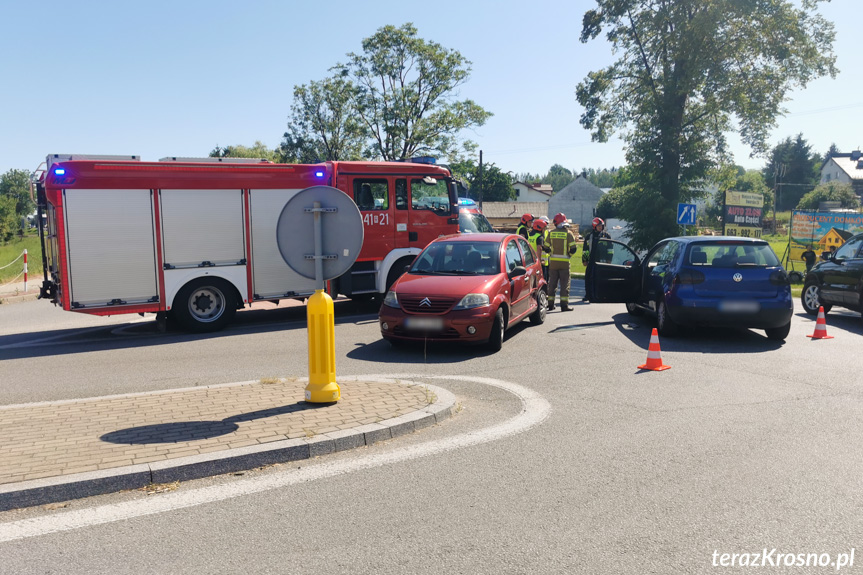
[687,243,780,267]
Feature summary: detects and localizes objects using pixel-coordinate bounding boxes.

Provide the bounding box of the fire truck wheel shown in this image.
[172,277,237,333]
[386,257,415,292]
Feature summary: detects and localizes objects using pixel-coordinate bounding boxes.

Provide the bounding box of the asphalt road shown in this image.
[1,290,862,573]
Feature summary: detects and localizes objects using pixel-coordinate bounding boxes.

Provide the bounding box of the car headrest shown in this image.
[357,185,374,210]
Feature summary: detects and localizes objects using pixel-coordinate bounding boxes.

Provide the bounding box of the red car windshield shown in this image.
[410,240,501,275]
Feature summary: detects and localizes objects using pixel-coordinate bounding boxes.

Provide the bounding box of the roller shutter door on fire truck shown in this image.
[249,189,318,298]
[64,189,158,307]
[160,190,246,269]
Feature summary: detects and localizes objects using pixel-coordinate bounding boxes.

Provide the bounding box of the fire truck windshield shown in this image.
[411,176,455,214]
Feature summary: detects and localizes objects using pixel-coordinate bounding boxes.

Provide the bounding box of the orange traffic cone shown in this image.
[807,306,834,339]
[638,328,671,371]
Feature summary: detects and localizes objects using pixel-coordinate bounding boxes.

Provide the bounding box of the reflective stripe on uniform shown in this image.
[542,230,550,265]
[548,230,574,262]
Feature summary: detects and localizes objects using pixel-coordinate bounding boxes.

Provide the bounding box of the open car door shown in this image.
[586,239,642,303]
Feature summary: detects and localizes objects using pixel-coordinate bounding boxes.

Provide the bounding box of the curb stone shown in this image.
[0,380,456,512]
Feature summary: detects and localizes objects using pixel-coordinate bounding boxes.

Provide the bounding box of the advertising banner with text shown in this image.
[788,211,863,261]
[723,191,764,238]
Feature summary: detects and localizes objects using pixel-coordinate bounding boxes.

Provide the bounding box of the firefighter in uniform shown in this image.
[582,217,612,302]
[516,213,534,240]
[547,213,577,311]
[527,218,550,273]
[539,216,551,282]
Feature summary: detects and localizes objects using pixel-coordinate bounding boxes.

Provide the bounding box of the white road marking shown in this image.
[0,375,549,543]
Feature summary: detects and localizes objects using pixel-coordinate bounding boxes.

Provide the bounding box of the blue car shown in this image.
[585,236,794,340]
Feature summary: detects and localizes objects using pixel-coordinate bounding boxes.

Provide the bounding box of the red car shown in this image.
[378,233,547,351]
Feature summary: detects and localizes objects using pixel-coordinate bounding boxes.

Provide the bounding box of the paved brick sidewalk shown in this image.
[0,378,455,510]
[0,280,39,304]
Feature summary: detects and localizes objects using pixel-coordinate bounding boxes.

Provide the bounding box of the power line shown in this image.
[787,102,863,117]
[485,141,600,155]
[483,101,863,158]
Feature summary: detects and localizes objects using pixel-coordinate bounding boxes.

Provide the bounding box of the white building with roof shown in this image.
[547,175,606,232]
[513,182,553,202]
[820,150,863,195]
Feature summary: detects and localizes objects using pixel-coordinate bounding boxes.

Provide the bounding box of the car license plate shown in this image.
[404,316,444,331]
[718,300,760,313]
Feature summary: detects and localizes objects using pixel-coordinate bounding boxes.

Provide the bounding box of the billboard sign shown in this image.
[788,211,863,261]
[723,191,764,238]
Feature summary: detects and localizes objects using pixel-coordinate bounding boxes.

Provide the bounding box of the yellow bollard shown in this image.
[305,289,340,402]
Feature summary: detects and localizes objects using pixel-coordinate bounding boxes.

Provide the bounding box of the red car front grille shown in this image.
[393,326,461,339]
[400,296,457,313]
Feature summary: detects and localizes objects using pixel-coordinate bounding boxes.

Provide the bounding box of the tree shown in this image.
[210,141,278,162]
[514,172,541,183]
[0,169,35,220]
[583,167,618,188]
[336,23,492,162]
[609,166,668,248]
[762,135,820,211]
[822,143,840,166]
[0,194,18,243]
[542,164,575,193]
[797,181,859,210]
[452,160,514,203]
[595,186,627,220]
[279,76,367,163]
[577,0,837,249]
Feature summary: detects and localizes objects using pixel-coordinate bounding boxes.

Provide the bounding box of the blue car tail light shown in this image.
[769,270,790,286]
[674,269,705,285]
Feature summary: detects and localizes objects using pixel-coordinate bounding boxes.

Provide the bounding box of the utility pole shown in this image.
[478,150,483,211]
[774,163,786,234]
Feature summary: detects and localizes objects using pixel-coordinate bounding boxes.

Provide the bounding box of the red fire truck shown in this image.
[34,154,459,331]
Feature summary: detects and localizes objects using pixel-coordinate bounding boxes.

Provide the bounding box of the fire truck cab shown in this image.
[35,155,459,331]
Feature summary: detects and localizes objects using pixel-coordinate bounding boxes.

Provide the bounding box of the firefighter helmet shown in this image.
[553,213,568,226]
[520,213,534,225]
[532,218,548,232]
[592,217,605,230]
[539,216,550,224]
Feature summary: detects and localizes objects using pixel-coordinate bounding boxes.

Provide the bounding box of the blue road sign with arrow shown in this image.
[677,203,697,226]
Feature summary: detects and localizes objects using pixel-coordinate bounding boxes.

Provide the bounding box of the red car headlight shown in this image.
[453,293,490,310]
[382,291,399,308]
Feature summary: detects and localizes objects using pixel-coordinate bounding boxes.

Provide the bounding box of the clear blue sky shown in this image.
[1,0,860,179]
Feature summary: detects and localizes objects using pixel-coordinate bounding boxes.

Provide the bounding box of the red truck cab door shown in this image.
[394,178,410,248]
[342,176,395,259]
